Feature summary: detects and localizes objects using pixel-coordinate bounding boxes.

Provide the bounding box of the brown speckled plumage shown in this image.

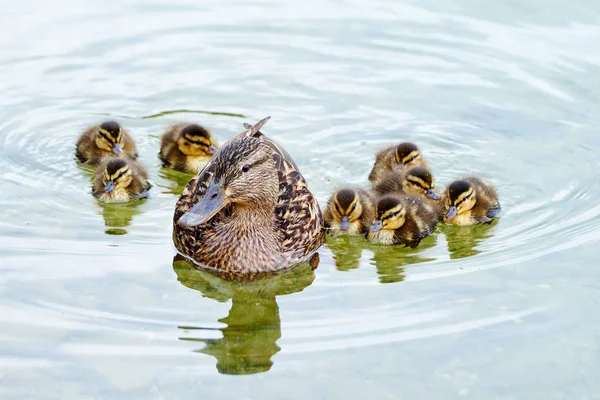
[367,195,439,248]
[172,117,324,281]
[442,177,501,225]
[75,121,138,165]
[367,142,428,183]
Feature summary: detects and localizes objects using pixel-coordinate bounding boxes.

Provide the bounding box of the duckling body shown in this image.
[93,157,151,203]
[159,123,218,174]
[367,195,439,247]
[76,121,137,165]
[442,177,500,225]
[368,142,427,183]
[172,117,324,278]
[324,187,374,235]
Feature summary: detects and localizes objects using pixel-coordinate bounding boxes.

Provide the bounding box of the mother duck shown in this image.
[172,117,324,280]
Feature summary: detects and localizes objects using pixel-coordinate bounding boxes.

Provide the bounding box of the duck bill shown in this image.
[426,189,440,200]
[113,143,123,154]
[369,220,383,232]
[445,206,457,220]
[339,216,350,232]
[207,145,217,156]
[395,163,405,170]
[177,181,228,227]
[104,181,115,193]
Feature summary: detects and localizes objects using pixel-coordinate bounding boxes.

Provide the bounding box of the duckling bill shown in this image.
[159,123,218,174]
[368,142,427,183]
[442,177,501,225]
[76,121,138,165]
[93,157,151,203]
[172,117,324,278]
[324,187,374,235]
[367,195,439,248]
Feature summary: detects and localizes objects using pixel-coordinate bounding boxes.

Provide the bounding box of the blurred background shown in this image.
[1,0,600,398]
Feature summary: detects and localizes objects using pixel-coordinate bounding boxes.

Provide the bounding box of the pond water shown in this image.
[2,0,600,398]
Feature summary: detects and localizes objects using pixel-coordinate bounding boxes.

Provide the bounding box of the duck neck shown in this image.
[230,201,275,233]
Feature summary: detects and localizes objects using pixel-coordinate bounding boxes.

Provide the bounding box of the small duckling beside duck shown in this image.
[442,177,500,225]
[93,157,151,203]
[159,123,218,174]
[324,187,374,235]
[76,121,138,165]
[368,142,427,183]
[367,195,439,248]
[173,117,324,278]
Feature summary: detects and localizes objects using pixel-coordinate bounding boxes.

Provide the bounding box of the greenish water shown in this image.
[2,0,600,398]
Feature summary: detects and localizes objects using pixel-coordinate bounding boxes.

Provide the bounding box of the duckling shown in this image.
[159,123,218,174]
[172,117,324,279]
[442,177,501,225]
[92,157,151,203]
[75,121,138,165]
[368,142,428,183]
[324,187,374,235]
[371,166,440,201]
[367,195,439,248]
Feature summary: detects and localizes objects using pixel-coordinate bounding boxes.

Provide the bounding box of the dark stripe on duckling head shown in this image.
[395,142,420,163]
[376,196,402,219]
[181,125,211,143]
[334,188,357,210]
[99,121,121,139]
[405,166,434,188]
[105,158,129,175]
[448,180,473,204]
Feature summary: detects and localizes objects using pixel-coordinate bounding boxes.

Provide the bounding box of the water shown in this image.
[2,0,600,398]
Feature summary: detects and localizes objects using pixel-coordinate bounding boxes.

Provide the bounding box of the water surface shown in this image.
[2,0,600,398]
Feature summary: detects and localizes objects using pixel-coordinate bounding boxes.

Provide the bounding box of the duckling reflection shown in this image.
[157,166,194,196]
[99,201,144,235]
[324,234,437,283]
[440,219,497,259]
[173,254,316,375]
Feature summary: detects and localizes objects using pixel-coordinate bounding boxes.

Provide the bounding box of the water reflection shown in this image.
[440,220,498,259]
[100,201,145,235]
[173,255,316,375]
[158,167,194,196]
[325,234,437,283]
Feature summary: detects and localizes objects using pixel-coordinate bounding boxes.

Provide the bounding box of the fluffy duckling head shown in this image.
[177,124,218,157]
[177,137,278,227]
[101,158,134,194]
[444,180,476,220]
[95,121,125,155]
[329,188,364,233]
[401,167,440,200]
[394,142,422,169]
[370,196,406,232]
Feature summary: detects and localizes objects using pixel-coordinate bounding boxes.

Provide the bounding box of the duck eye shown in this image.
[241,164,250,173]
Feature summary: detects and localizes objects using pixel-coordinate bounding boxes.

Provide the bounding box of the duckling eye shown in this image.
[241,164,251,173]
[350,203,356,213]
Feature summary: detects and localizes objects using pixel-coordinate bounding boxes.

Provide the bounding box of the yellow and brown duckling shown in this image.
[371,166,440,200]
[158,123,218,174]
[92,157,151,203]
[367,195,439,248]
[172,117,324,279]
[324,187,374,235]
[442,177,501,225]
[76,121,138,165]
[368,142,427,183]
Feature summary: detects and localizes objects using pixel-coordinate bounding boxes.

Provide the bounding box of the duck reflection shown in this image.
[100,201,144,235]
[440,219,497,259]
[158,167,194,196]
[324,234,437,284]
[173,254,316,375]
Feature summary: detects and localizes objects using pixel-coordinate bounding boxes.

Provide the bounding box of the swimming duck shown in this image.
[368,142,427,183]
[442,177,501,225]
[371,166,440,201]
[367,195,439,248]
[76,121,138,165]
[92,157,151,203]
[324,187,374,235]
[172,117,324,279]
[159,123,218,174]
